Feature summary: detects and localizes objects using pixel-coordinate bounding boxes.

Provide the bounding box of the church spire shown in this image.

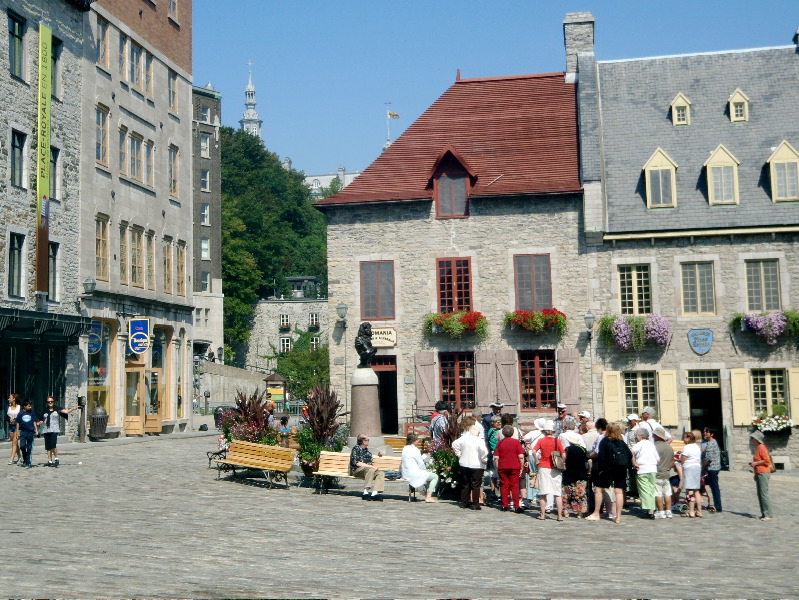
[239,61,263,141]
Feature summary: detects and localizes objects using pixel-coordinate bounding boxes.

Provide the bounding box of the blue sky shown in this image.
[193,0,799,176]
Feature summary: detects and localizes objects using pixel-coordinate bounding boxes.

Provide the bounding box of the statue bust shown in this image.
[354,322,377,368]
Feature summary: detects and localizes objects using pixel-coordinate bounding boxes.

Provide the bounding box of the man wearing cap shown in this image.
[577,410,591,434]
[553,404,578,437]
[748,430,774,521]
[653,427,676,518]
[639,406,672,441]
[483,402,504,436]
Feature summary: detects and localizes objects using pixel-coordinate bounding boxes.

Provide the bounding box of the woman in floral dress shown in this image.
[561,431,589,518]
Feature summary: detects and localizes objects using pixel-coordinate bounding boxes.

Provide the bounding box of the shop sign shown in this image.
[688,329,713,355]
[88,320,103,355]
[129,318,151,354]
[371,327,397,348]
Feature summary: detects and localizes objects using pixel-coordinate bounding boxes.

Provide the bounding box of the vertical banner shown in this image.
[36,24,52,293]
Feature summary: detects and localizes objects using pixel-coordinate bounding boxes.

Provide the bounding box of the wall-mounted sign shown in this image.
[688,329,713,355]
[129,318,151,354]
[88,320,104,355]
[371,327,397,348]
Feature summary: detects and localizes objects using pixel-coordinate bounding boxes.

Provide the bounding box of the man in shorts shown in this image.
[653,427,676,518]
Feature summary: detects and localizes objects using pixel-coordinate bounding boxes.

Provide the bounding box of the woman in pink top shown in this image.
[533,420,566,521]
[493,425,525,512]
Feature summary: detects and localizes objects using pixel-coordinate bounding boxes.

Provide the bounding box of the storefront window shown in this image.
[151,327,169,419]
[176,330,185,419]
[87,320,115,424]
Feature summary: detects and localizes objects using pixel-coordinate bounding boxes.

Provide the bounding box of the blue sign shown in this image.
[128,318,151,354]
[88,320,103,355]
[688,329,713,355]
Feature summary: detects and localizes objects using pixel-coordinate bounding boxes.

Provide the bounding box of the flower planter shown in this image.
[431,323,444,334]
[424,311,488,339]
[504,309,567,336]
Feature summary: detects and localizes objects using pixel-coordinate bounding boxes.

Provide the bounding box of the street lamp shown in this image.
[336,301,349,413]
[584,310,595,340]
[584,309,596,417]
[82,277,97,294]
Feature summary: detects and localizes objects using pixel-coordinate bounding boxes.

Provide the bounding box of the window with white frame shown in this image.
[168,145,179,196]
[767,141,799,202]
[279,337,292,353]
[144,53,153,97]
[200,237,210,260]
[118,33,127,78]
[200,135,210,158]
[728,89,749,123]
[128,40,142,88]
[309,312,320,327]
[168,69,178,111]
[163,237,173,294]
[146,232,155,290]
[643,148,677,208]
[751,369,788,416]
[279,313,290,328]
[200,169,210,191]
[745,259,781,312]
[200,203,210,225]
[201,106,210,123]
[119,223,129,285]
[129,134,143,181]
[7,232,25,297]
[144,141,153,186]
[96,17,109,68]
[131,228,144,287]
[624,371,658,416]
[118,128,127,175]
[95,106,109,165]
[681,262,715,315]
[168,0,178,20]
[200,271,210,292]
[310,336,321,350]
[704,145,739,205]
[619,264,651,315]
[95,215,109,281]
[670,93,691,126]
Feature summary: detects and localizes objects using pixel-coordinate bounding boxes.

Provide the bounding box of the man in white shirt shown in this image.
[582,420,599,452]
[639,406,672,441]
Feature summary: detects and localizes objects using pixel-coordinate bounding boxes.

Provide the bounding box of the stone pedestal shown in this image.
[349,367,381,441]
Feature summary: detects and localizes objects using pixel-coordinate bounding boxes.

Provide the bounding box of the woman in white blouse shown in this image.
[401,432,439,502]
[679,431,703,518]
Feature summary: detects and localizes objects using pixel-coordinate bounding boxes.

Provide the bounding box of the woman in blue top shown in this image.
[277,416,296,447]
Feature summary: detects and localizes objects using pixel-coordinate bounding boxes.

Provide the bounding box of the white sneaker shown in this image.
[654,511,665,519]
[665,510,674,518]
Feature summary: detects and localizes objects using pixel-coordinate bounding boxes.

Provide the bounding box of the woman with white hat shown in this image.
[523,417,547,508]
[532,419,565,521]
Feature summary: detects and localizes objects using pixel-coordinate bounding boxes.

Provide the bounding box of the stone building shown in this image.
[305,166,360,199]
[77,0,194,437]
[570,12,799,468]
[191,83,223,360]
[316,72,586,435]
[0,0,92,438]
[245,276,328,377]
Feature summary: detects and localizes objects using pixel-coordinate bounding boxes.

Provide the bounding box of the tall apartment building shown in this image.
[79,0,194,436]
[0,0,92,437]
[191,83,223,360]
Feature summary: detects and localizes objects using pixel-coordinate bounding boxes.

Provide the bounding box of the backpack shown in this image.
[608,439,629,467]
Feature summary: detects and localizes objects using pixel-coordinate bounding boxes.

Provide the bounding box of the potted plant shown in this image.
[504,308,567,335]
[218,388,278,445]
[752,406,794,433]
[730,310,799,345]
[423,311,488,340]
[598,313,671,351]
[296,384,349,478]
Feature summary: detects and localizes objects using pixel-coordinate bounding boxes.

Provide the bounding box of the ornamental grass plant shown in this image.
[218,387,278,445]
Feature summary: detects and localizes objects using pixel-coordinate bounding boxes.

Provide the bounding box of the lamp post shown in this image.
[584,310,596,417]
[336,301,348,412]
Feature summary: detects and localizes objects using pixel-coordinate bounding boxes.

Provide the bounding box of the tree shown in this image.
[266,329,330,402]
[220,128,328,352]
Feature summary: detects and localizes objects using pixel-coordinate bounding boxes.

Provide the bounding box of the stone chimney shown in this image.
[563,12,595,83]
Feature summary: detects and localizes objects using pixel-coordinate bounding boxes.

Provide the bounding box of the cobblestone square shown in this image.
[1,432,797,599]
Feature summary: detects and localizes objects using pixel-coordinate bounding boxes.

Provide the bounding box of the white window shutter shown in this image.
[602,371,623,423]
[730,368,752,426]
[657,370,678,427]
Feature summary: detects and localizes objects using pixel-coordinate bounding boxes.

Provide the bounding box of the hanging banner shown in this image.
[129,318,151,354]
[36,24,52,293]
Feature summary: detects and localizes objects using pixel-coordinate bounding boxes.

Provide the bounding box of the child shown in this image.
[15,399,38,468]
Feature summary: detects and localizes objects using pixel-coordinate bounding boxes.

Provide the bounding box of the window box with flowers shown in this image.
[504,308,567,335]
[752,411,794,434]
[729,310,799,346]
[424,311,488,340]
[598,313,671,352]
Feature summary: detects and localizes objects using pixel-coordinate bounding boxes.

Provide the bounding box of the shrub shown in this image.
[219,387,277,444]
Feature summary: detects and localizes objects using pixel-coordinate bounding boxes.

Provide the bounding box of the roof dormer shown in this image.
[428,146,476,219]
[670,93,691,126]
[728,88,750,122]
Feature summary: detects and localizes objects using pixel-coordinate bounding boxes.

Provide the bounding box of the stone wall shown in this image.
[197,361,269,410]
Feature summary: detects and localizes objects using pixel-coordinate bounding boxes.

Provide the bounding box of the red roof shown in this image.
[315,72,581,207]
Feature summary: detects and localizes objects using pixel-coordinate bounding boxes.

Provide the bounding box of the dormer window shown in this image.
[728,89,749,122]
[670,93,691,126]
[704,144,740,205]
[767,141,799,202]
[428,146,476,219]
[643,148,678,208]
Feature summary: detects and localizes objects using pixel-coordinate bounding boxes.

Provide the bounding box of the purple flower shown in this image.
[612,316,633,351]
[744,311,786,345]
[645,313,671,347]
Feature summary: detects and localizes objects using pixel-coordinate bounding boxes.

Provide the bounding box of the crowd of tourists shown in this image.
[5,393,79,468]
[348,400,775,521]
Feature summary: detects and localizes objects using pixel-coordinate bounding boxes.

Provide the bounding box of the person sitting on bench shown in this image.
[350,433,385,501]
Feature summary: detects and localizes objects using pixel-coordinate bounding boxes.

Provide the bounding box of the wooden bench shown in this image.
[212,441,296,488]
[384,436,430,454]
[314,451,410,498]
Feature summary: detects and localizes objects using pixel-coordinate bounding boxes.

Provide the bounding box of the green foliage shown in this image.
[295,385,349,470]
[266,329,330,400]
[219,387,277,444]
[296,424,323,469]
[319,176,343,198]
[784,310,799,337]
[423,311,488,340]
[598,314,616,348]
[220,127,327,350]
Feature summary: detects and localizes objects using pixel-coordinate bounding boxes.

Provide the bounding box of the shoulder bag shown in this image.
[550,437,566,471]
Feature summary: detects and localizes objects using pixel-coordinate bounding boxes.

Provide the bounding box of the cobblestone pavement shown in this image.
[1,433,797,599]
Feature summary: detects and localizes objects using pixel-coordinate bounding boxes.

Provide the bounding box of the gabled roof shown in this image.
[315,72,581,206]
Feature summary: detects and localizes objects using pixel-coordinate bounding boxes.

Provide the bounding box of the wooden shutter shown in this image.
[475,350,496,410]
[602,371,623,423]
[730,368,752,426]
[557,348,580,413]
[657,370,678,427]
[788,368,799,421]
[496,350,518,409]
[414,352,436,410]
